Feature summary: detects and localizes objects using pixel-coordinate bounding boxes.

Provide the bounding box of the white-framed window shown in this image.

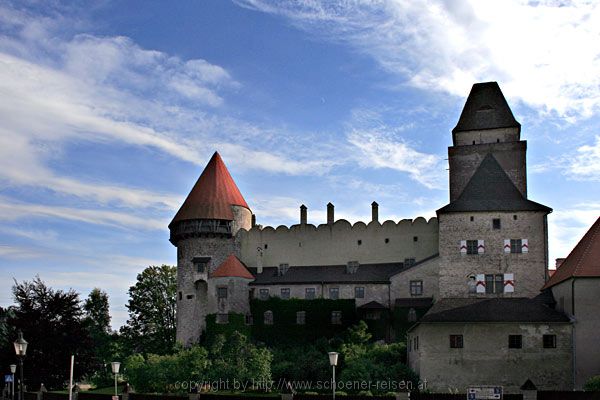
[305,287,316,299]
[259,288,270,300]
[355,286,365,298]
[280,288,290,299]
[329,287,339,300]
[264,310,273,325]
[331,311,342,325]
[410,280,423,296]
[217,287,228,299]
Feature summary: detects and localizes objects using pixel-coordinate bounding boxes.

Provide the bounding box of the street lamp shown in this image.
[111,362,121,398]
[9,364,16,400]
[13,331,28,400]
[328,352,339,400]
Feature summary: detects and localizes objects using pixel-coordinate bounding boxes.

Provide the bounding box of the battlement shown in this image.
[237,209,438,269]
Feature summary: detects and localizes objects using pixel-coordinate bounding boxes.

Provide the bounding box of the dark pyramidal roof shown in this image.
[170,152,249,227]
[418,298,570,323]
[437,153,551,214]
[453,81,521,134]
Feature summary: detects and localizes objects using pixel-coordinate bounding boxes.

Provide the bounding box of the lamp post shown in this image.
[328,352,338,400]
[13,331,28,400]
[9,364,16,400]
[111,362,121,398]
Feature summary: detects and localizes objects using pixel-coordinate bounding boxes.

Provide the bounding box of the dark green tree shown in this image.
[121,265,177,355]
[9,277,95,390]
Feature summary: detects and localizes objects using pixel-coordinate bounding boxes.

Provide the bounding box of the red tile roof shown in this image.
[211,254,254,279]
[543,217,600,289]
[170,152,249,226]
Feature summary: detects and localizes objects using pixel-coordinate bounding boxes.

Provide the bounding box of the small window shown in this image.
[264,310,273,325]
[296,311,306,325]
[450,335,463,348]
[305,287,316,300]
[410,280,423,296]
[509,335,522,349]
[186,294,194,300]
[385,238,389,244]
[280,288,290,299]
[355,287,365,299]
[497,138,500,143]
[329,287,339,300]
[413,236,418,242]
[513,215,518,220]
[245,314,253,325]
[264,244,268,249]
[357,240,362,245]
[331,311,342,325]
[466,240,478,255]
[414,336,419,350]
[511,239,523,254]
[217,287,228,299]
[543,334,556,348]
[470,216,474,222]
[193,257,210,273]
[485,274,504,294]
[404,258,416,267]
[299,242,302,247]
[493,218,501,230]
[472,140,476,145]
[216,313,229,324]
[408,308,417,322]
[178,291,182,300]
[259,288,270,300]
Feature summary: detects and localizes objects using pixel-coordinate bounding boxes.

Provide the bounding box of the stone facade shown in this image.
[237,217,438,269]
[437,211,549,298]
[408,322,573,392]
[551,278,600,388]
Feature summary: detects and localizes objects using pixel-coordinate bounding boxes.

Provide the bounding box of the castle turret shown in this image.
[448,82,527,201]
[170,151,252,345]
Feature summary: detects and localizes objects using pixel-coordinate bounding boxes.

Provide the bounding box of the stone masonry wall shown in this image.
[438,211,548,298]
[448,140,527,201]
[408,322,573,392]
[237,217,438,269]
[390,257,440,300]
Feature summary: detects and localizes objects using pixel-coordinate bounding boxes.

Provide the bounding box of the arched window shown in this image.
[264,310,273,325]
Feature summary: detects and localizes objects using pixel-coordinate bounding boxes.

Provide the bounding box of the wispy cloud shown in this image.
[238,0,600,121]
[566,135,600,181]
[548,202,600,265]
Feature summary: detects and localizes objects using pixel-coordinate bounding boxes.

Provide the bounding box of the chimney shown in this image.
[555,258,566,269]
[251,214,256,228]
[327,202,334,225]
[300,204,307,225]
[371,201,379,223]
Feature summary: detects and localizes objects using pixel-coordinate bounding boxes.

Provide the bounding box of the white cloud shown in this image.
[239,0,600,120]
[566,135,600,180]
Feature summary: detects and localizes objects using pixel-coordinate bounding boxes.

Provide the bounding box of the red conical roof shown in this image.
[543,217,600,289]
[211,254,254,279]
[170,152,249,226]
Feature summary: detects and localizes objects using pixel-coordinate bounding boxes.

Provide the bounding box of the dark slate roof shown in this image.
[520,379,538,391]
[394,297,434,309]
[452,82,520,134]
[533,289,557,308]
[437,153,552,214]
[358,301,388,310]
[419,298,570,323]
[249,262,405,285]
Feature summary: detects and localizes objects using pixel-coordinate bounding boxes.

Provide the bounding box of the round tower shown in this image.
[169,151,251,346]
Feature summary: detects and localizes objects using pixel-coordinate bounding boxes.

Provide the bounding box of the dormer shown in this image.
[346,261,360,274]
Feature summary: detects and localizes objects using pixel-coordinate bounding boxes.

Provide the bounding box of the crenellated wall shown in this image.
[236,217,439,268]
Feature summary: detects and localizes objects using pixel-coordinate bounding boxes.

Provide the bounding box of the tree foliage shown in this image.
[121,265,176,355]
[585,376,600,392]
[9,277,96,390]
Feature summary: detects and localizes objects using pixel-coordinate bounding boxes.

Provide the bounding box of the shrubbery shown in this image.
[584,376,600,392]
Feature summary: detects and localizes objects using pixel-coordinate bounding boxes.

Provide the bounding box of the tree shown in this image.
[584,376,600,391]
[9,277,95,390]
[84,288,111,334]
[121,265,177,355]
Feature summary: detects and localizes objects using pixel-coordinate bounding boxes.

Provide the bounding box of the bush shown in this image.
[585,376,600,391]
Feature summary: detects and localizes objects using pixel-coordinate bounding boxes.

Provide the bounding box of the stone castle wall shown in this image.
[437,211,548,298]
[236,217,439,268]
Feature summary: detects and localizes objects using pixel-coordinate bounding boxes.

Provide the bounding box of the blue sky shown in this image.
[0,0,599,328]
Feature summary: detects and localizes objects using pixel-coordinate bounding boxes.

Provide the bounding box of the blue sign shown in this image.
[5,375,13,383]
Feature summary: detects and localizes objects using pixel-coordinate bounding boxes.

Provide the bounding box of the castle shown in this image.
[169,82,600,392]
